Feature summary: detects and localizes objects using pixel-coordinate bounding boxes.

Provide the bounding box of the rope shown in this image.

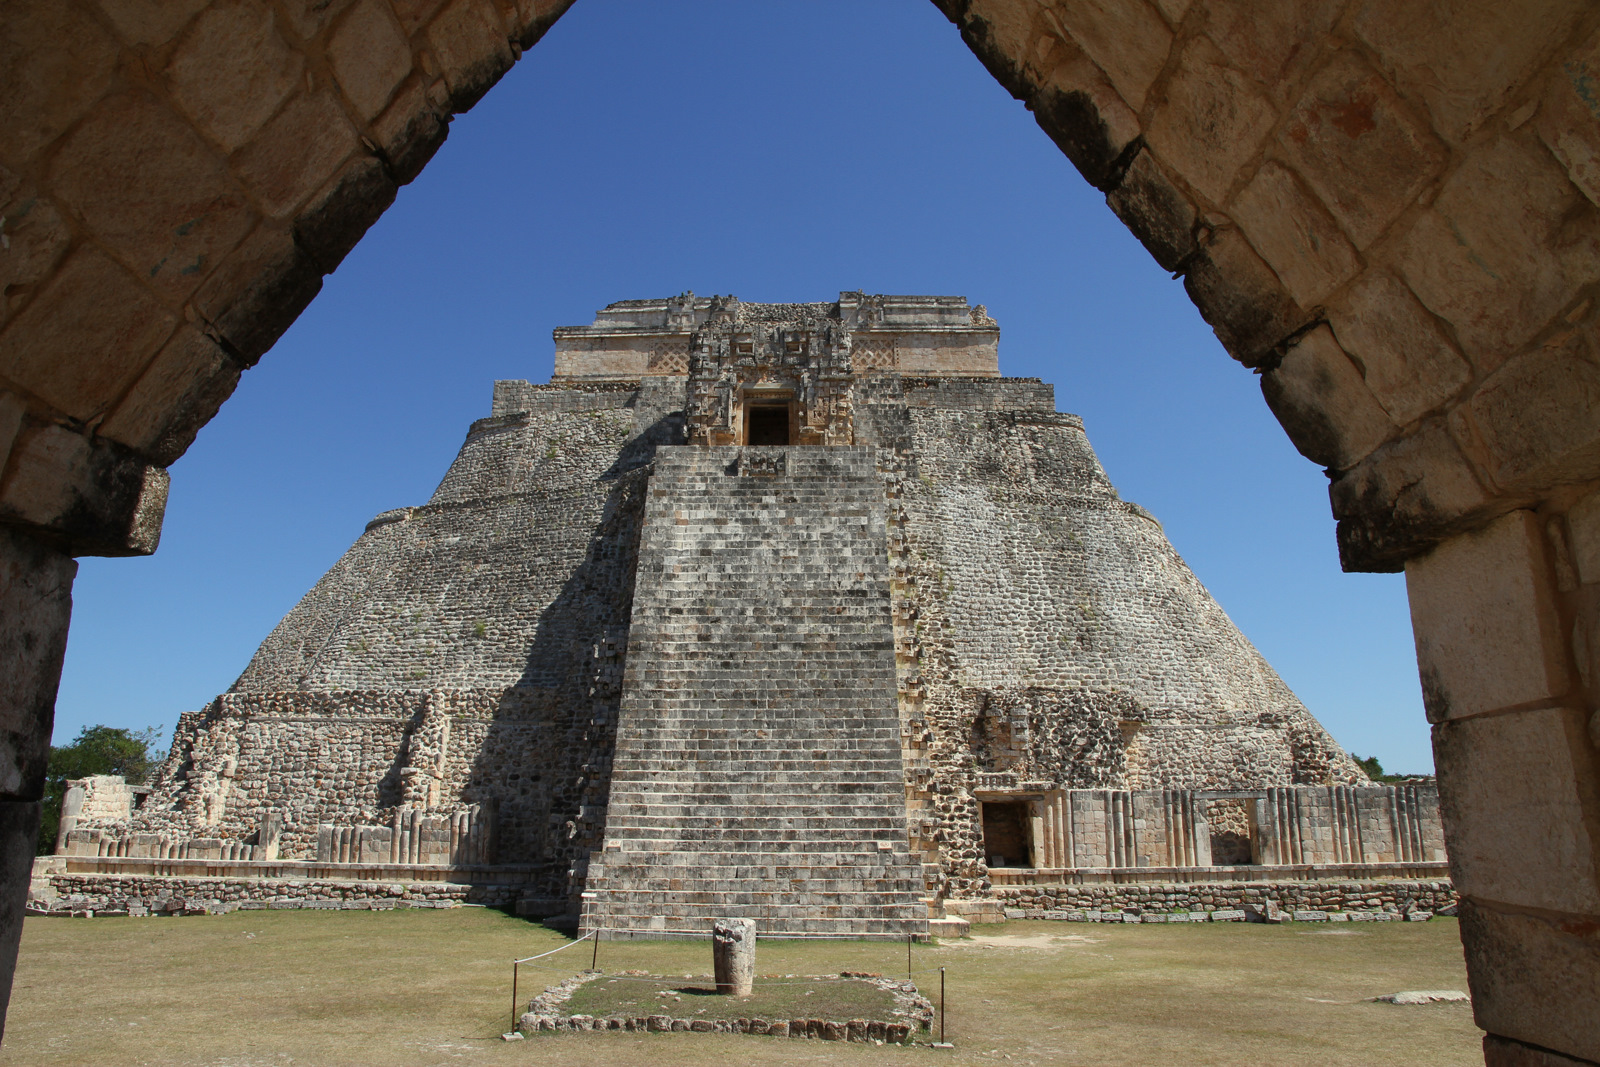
[513,930,593,964]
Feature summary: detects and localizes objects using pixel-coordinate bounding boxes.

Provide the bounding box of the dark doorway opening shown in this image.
[746,405,790,446]
[980,800,1032,868]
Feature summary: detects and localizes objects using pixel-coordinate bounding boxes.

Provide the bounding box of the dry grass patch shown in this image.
[1,909,1482,1066]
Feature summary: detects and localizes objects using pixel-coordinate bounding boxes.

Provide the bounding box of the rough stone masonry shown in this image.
[46,294,1446,935]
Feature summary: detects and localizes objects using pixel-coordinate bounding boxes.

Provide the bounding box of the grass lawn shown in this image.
[1,909,1481,1066]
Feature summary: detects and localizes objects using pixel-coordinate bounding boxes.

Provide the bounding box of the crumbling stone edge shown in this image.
[516,971,935,1043]
[1001,902,1454,923]
[992,878,1458,920]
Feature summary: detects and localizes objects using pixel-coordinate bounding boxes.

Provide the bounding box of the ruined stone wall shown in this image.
[90,380,674,895]
[859,377,1363,896]
[996,879,1458,920]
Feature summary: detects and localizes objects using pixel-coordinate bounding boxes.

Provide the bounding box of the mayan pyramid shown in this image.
[95,293,1363,936]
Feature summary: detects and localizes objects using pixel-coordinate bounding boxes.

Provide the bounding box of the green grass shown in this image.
[561,973,902,1024]
[1,910,1482,1066]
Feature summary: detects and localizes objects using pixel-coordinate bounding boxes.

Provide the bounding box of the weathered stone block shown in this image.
[1459,900,1600,1063]
[392,0,450,34]
[0,525,73,800]
[1405,510,1569,720]
[1182,226,1307,366]
[329,0,415,122]
[0,248,175,422]
[0,799,42,1034]
[1107,148,1198,272]
[1277,50,1447,249]
[1352,0,1590,144]
[234,91,359,219]
[1537,26,1600,209]
[98,327,244,466]
[293,154,397,273]
[1145,35,1278,204]
[1434,706,1600,915]
[1202,0,1342,90]
[164,0,303,152]
[93,0,209,48]
[0,3,118,167]
[1484,1033,1600,1066]
[1261,325,1396,470]
[0,425,168,557]
[1567,492,1600,586]
[371,77,450,185]
[1028,30,1141,190]
[426,0,513,113]
[0,392,21,477]
[191,224,323,366]
[47,91,255,301]
[1327,269,1471,426]
[952,0,1041,99]
[1396,134,1600,371]
[1450,328,1600,495]
[1331,418,1490,573]
[276,0,360,39]
[1047,0,1171,112]
[0,188,71,327]
[1230,161,1359,306]
[506,0,576,49]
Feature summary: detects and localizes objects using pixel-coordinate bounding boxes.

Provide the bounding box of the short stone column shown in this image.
[712,918,755,995]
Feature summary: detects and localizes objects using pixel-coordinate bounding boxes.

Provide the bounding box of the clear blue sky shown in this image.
[54,0,1432,774]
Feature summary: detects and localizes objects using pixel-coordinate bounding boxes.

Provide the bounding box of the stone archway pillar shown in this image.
[1407,508,1600,1064]
[0,528,76,1040]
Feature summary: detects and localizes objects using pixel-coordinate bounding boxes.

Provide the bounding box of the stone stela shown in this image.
[38,294,1446,939]
[712,918,755,996]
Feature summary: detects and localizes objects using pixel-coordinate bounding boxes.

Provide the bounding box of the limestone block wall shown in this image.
[66,775,134,821]
[551,294,1000,381]
[861,377,1363,896]
[99,685,622,890]
[72,381,675,897]
[991,784,1443,871]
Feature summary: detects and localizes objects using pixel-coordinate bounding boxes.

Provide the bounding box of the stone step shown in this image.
[584,896,928,917]
[586,446,920,939]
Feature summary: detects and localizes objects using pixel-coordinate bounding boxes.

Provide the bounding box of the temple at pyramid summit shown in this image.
[40,294,1450,934]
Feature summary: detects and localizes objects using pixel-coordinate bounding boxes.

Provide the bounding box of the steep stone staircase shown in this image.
[580,446,928,938]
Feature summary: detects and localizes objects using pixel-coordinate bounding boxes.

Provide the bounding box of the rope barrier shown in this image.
[503,927,951,1036]
[513,931,593,965]
[510,932,594,1034]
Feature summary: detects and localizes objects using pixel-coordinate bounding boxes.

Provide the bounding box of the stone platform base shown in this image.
[32,870,532,916]
[989,876,1457,918]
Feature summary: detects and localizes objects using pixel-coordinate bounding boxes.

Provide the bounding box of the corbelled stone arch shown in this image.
[1,0,1597,1061]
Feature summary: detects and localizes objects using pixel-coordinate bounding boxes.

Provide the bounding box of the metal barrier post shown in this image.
[510,961,519,1034]
[591,929,600,970]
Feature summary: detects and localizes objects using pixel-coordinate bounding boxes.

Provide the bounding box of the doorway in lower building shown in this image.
[980,800,1032,868]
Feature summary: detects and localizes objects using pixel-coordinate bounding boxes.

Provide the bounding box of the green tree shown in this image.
[1351,753,1433,784]
[37,725,166,855]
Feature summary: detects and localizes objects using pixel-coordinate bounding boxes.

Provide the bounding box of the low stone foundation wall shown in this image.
[994,878,1457,917]
[517,971,933,1044]
[35,873,527,916]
